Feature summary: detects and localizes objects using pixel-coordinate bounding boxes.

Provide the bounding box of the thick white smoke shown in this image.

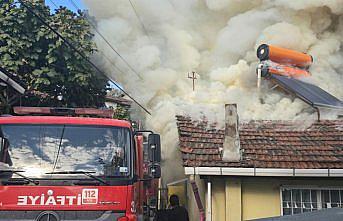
[84,0,343,183]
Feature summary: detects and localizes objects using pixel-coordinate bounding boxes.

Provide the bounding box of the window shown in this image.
[281,188,343,216]
[0,124,131,178]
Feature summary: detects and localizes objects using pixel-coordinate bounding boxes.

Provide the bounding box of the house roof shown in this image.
[105,96,132,107]
[176,115,343,169]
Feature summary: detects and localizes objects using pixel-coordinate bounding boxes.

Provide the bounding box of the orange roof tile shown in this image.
[176,115,343,169]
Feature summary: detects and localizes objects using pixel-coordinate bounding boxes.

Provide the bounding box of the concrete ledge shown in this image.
[294,169,328,177]
[255,168,294,176]
[195,167,221,175]
[184,167,195,175]
[329,169,343,177]
[184,167,343,177]
[222,167,254,176]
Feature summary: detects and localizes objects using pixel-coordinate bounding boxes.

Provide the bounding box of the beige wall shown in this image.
[241,178,343,220]
[186,176,343,221]
[242,179,281,220]
[226,178,242,221]
[168,185,187,207]
[212,179,226,220]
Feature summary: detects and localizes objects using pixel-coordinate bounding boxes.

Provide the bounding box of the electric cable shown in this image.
[48,0,58,8]
[49,0,128,78]
[68,0,79,11]
[128,0,151,39]
[69,0,144,80]
[19,0,151,115]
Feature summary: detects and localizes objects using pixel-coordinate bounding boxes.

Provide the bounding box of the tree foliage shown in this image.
[0,0,108,109]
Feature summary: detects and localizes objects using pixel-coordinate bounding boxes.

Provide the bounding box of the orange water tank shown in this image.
[259,63,311,78]
[257,44,313,69]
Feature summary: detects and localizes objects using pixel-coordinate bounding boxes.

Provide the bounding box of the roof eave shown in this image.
[185,167,343,177]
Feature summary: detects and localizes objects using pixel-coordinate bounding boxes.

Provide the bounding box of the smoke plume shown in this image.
[84,0,343,183]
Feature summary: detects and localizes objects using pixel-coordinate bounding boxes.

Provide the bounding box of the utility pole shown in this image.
[188,71,197,91]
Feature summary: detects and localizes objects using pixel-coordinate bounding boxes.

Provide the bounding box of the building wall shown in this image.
[241,178,281,220]
[241,178,343,220]
[226,178,242,221]
[212,179,226,220]
[187,177,343,221]
[168,184,187,207]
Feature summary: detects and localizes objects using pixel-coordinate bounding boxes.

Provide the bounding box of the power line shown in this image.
[98,51,128,78]
[69,0,143,80]
[19,0,151,115]
[167,0,174,7]
[49,0,127,78]
[2,23,112,85]
[128,0,151,39]
[68,0,79,11]
[48,0,58,8]
[16,1,126,91]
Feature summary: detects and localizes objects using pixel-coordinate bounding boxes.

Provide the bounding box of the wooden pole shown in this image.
[188,71,197,91]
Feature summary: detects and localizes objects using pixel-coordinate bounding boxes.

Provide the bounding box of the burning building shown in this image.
[176,104,343,221]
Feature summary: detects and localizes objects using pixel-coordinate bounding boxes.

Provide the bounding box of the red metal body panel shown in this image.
[126,185,137,220]
[0,116,148,221]
[135,136,144,214]
[0,116,131,128]
[0,186,128,211]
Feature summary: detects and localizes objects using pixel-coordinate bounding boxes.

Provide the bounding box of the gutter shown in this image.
[184,167,343,177]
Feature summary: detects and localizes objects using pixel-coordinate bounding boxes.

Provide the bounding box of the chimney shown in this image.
[222,104,240,161]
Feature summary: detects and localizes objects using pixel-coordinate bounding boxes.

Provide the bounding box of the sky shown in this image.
[45,0,85,12]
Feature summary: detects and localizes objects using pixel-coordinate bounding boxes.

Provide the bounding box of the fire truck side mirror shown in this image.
[148,134,161,163]
[149,164,161,179]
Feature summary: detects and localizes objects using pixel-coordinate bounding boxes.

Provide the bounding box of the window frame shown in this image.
[280,186,343,216]
[0,123,134,179]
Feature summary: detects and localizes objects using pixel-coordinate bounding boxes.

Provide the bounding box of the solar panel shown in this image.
[269,75,343,109]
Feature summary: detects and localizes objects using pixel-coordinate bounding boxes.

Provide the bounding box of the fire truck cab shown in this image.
[0,107,161,221]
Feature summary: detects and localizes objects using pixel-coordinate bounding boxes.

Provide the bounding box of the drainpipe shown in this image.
[189,176,206,221]
[207,181,212,221]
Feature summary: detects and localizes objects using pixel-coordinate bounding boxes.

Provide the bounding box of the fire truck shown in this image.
[0,107,161,221]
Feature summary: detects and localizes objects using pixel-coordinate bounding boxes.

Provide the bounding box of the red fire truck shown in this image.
[0,107,161,221]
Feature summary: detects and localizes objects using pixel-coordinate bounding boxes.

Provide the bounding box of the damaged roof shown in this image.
[176,115,343,169]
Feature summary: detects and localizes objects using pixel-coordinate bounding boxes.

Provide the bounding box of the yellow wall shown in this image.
[241,178,343,220]
[192,177,343,221]
[168,185,187,207]
[208,178,242,221]
[226,178,242,221]
[242,179,281,220]
[212,179,226,221]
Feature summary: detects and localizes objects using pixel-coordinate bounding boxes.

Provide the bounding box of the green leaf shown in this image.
[32,69,43,76]
[47,71,56,77]
[0,1,108,109]
[47,56,57,64]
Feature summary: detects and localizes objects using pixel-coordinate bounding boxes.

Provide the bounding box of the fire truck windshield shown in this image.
[0,124,131,179]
